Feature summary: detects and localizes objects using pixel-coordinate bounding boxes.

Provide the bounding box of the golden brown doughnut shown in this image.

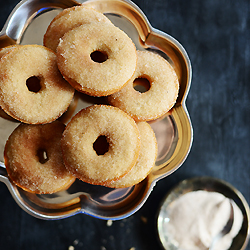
[108,50,179,121]
[4,121,75,194]
[107,121,158,188]
[57,22,137,96]
[44,5,112,52]
[0,45,75,124]
[61,105,141,186]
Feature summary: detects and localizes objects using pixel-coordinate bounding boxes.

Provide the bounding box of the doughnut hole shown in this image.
[26,75,43,93]
[37,148,49,164]
[93,135,109,155]
[133,76,151,93]
[90,50,108,63]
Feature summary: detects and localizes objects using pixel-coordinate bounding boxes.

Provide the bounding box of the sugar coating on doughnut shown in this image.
[44,5,112,52]
[61,105,141,185]
[0,45,18,59]
[0,45,75,124]
[108,50,179,121]
[4,121,75,194]
[57,22,137,96]
[107,121,158,188]
[0,46,20,121]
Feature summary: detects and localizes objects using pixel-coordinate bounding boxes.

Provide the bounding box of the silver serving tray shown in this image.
[0,0,192,220]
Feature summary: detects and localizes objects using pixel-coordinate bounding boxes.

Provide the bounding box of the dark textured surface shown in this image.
[0,0,249,249]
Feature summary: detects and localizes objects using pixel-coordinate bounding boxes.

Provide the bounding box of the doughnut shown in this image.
[107,50,179,121]
[0,44,75,124]
[44,5,112,52]
[107,121,158,188]
[61,105,141,186]
[0,107,16,121]
[56,22,137,96]
[4,121,76,194]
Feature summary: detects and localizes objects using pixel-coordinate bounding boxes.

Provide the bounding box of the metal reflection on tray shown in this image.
[0,0,192,220]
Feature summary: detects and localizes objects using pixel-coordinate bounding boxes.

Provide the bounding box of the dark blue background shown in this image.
[0,0,249,249]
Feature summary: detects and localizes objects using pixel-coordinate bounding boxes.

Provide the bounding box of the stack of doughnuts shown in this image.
[1,5,179,193]
[61,105,141,186]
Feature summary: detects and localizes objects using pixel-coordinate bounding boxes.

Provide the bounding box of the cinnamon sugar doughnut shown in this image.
[61,105,141,186]
[4,121,75,194]
[0,45,75,124]
[107,121,158,188]
[57,22,137,96]
[108,50,179,121]
[44,5,112,52]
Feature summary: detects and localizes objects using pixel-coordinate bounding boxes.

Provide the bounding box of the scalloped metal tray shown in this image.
[0,0,192,220]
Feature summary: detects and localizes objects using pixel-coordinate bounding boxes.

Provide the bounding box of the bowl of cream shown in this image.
[157,176,250,250]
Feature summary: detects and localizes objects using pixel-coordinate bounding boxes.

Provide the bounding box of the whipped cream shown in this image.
[164,190,243,250]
